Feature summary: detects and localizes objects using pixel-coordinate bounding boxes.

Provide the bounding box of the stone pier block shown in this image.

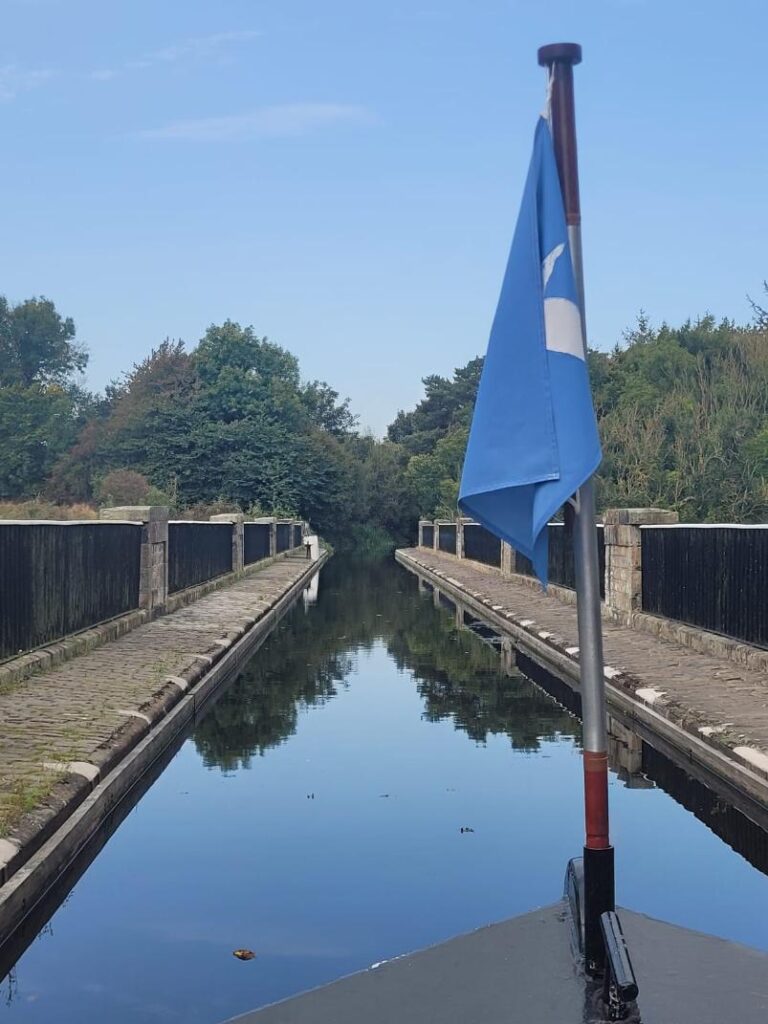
[501,541,516,576]
[100,505,170,615]
[603,507,679,617]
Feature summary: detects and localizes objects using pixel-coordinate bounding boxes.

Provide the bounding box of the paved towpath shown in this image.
[399,548,768,803]
[0,553,314,846]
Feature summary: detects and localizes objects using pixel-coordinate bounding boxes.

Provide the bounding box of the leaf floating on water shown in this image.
[460,827,475,834]
[233,949,257,961]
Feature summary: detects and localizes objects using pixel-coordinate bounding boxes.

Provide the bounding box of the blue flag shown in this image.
[458,116,601,584]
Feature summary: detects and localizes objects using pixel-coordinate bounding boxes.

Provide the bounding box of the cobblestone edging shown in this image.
[0,551,328,938]
[0,550,299,691]
[397,548,768,823]
[503,568,768,675]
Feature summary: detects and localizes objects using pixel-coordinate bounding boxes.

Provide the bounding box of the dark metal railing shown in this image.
[244,523,271,565]
[0,522,141,660]
[168,522,232,594]
[293,524,303,549]
[642,526,768,648]
[421,525,434,548]
[276,523,292,553]
[516,523,606,599]
[438,524,457,555]
[463,524,501,567]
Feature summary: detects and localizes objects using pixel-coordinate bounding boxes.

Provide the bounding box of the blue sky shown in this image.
[2,1,767,434]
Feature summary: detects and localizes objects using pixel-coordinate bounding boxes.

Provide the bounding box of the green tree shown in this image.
[0,297,90,498]
[0,297,86,388]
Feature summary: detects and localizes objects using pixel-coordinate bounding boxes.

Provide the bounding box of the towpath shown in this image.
[0,552,319,877]
[398,547,768,818]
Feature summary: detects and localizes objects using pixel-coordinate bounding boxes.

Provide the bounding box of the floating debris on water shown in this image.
[232,949,257,961]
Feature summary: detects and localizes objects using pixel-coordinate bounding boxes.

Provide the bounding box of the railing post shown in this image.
[269,518,277,557]
[209,513,244,573]
[456,518,465,559]
[100,505,169,615]
[433,520,439,551]
[603,508,679,618]
[501,541,516,576]
[418,520,429,548]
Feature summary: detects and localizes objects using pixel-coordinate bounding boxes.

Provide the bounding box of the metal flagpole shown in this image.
[537,42,615,973]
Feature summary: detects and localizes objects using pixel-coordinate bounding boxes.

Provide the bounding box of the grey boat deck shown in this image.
[226,903,768,1024]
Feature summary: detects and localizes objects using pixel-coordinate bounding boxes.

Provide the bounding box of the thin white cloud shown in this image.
[139,102,371,142]
[91,29,260,82]
[0,64,53,101]
[146,29,261,64]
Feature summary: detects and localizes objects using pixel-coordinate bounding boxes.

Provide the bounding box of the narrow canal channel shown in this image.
[2,557,768,1022]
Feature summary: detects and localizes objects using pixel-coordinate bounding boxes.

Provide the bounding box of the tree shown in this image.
[0,297,86,388]
[0,296,90,498]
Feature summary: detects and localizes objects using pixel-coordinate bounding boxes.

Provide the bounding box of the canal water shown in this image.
[1,557,768,1022]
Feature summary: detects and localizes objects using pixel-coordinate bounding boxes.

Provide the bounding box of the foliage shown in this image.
[394,313,768,525]
[0,297,93,499]
[8,282,768,543]
[592,315,768,521]
[0,296,86,388]
[42,321,378,545]
[94,469,171,507]
[388,359,482,522]
[0,500,96,520]
[388,357,482,456]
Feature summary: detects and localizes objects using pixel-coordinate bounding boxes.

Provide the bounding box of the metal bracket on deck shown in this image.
[600,910,639,1020]
[564,859,639,1021]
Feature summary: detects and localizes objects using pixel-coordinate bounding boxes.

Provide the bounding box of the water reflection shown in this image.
[195,559,580,772]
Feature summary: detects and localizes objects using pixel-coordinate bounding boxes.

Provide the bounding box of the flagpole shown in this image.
[537,42,615,973]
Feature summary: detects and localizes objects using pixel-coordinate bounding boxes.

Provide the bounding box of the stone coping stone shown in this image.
[0,519,140,527]
[100,506,168,522]
[603,508,679,526]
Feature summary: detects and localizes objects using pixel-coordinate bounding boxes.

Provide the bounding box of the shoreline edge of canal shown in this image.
[396,548,768,834]
[0,549,330,943]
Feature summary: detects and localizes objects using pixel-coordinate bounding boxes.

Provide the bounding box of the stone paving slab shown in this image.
[0,554,315,850]
[399,549,768,806]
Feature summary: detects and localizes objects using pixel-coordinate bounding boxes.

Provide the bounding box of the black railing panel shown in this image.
[642,526,768,647]
[514,524,605,599]
[438,525,457,555]
[463,524,501,567]
[422,525,434,548]
[168,522,232,594]
[244,523,271,565]
[292,524,303,549]
[0,522,141,660]
[276,523,292,553]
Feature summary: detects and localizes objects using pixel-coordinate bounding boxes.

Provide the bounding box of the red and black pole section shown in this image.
[537,42,615,974]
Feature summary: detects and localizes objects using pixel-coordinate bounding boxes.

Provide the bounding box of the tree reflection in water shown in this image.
[193,557,580,772]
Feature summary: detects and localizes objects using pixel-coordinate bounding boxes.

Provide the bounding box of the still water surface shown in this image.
[1,557,768,1022]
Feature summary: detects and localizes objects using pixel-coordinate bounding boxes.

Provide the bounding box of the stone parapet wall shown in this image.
[413,508,768,673]
[603,508,679,616]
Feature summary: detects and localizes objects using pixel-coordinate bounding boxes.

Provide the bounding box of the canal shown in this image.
[1,556,768,1022]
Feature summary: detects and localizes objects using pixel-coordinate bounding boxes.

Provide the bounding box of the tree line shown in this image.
[1,292,766,547]
[390,304,768,524]
[0,296,416,548]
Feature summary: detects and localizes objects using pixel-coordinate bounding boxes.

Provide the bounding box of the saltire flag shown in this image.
[459,115,601,585]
